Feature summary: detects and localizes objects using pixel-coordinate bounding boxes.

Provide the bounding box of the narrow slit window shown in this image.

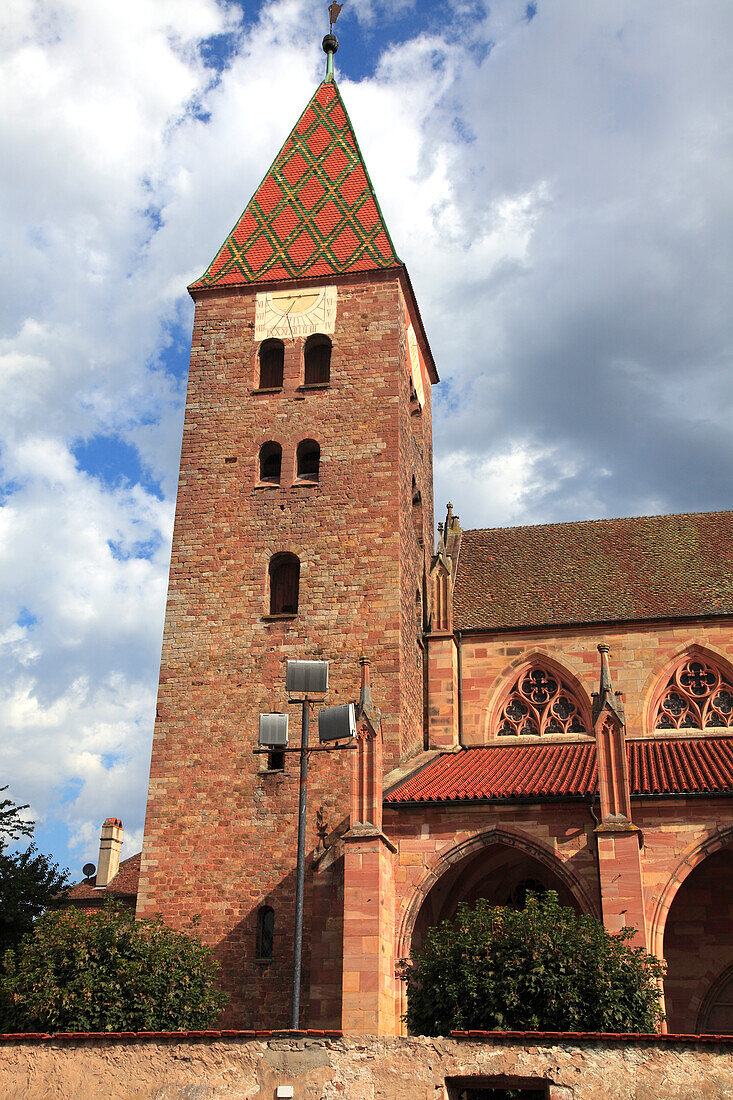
[257,906,275,959]
[304,334,331,385]
[296,439,320,481]
[259,340,284,389]
[259,442,282,484]
[412,478,423,541]
[269,553,300,615]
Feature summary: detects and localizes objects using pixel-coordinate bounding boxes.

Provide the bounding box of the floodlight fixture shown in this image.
[258,713,289,748]
[82,863,96,880]
[285,659,329,696]
[318,702,356,743]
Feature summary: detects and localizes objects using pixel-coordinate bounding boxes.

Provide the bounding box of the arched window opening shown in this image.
[259,442,282,484]
[256,905,275,959]
[269,553,300,616]
[296,440,320,482]
[304,334,331,386]
[258,340,284,389]
[653,655,733,730]
[497,666,588,736]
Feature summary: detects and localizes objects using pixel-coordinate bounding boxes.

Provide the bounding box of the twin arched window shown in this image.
[497,665,588,737]
[269,553,300,615]
[258,441,320,485]
[653,655,733,730]
[256,335,331,389]
[495,651,733,738]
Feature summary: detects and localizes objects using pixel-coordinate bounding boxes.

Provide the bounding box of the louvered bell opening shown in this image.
[259,340,284,389]
[304,335,331,385]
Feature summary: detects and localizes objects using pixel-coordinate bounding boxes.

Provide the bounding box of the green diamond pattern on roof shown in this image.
[190,81,401,290]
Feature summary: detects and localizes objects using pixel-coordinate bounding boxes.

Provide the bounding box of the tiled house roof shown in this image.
[385,738,733,804]
[453,511,733,632]
[189,80,401,290]
[60,852,141,906]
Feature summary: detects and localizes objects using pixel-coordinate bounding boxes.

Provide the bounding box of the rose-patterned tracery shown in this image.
[497,667,588,737]
[654,657,733,730]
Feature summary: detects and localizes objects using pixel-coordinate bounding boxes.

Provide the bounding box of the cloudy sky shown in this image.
[2,0,732,877]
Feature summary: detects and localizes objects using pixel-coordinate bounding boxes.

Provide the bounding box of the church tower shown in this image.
[136,35,438,1028]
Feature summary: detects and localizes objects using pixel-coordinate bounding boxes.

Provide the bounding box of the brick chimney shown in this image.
[96,818,123,888]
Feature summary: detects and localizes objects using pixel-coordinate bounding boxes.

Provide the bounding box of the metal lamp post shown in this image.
[256,659,356,1030]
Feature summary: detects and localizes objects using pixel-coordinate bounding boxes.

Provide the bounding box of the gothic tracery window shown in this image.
[653,656,733,730]
[497,666,588,737]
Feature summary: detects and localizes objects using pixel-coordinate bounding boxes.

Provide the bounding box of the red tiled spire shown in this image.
[189,80,401,291]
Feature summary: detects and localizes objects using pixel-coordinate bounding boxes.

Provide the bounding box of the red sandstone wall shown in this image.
[397,285,434,761]
[457,619,733,743]
[137,270,433,1028]
[384,794,733,1033]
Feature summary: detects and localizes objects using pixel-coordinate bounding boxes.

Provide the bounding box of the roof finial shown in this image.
[592,642,625,725]
[323,3,342,82]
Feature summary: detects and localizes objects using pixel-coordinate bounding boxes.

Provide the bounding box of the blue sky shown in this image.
[2,0,733,879]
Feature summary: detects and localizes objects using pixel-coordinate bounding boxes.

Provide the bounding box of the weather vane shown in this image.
[328,3,343,33]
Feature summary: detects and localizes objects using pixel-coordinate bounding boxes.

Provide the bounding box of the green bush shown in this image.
[0,901,227,1033]
[402,891,665,1035]
[0,786,69,956]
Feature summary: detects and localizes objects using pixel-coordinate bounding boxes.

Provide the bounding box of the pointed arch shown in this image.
[649,825,733,961]
[697,961,733,1034]
[483,652,592,739]
[647,645,733,734]
[396,824,599,963]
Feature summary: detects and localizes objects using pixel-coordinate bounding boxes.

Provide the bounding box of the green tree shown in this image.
[0,901,228,1033]
[0,845,68,957]
[0,787,33,844]
[0,787,68,955]
[402,891,665,1035]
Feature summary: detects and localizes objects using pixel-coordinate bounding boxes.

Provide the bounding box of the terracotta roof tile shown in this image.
[453,511,733,631]
[385,738,733,804]
[189,81,400,290]
[61,852,140,904]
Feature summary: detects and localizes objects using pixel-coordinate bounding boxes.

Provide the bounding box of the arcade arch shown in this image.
[398,827,597,964]
[662,845,733,1033]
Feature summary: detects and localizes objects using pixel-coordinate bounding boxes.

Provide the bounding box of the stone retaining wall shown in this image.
[1,1032,733,1099]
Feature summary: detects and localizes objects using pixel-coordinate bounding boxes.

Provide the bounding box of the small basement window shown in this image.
[296,439,320,481]
[259,442,282,484]
[259,340,284,389]
[448,1079,549,1100]
[304,334,331,386]
[269,553,300,615]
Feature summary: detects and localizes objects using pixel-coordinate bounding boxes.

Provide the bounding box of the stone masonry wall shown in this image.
[383,796,733,1033]
[457,618,733,743]
[137,269,433,1029]
[2,1033,733,1100]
